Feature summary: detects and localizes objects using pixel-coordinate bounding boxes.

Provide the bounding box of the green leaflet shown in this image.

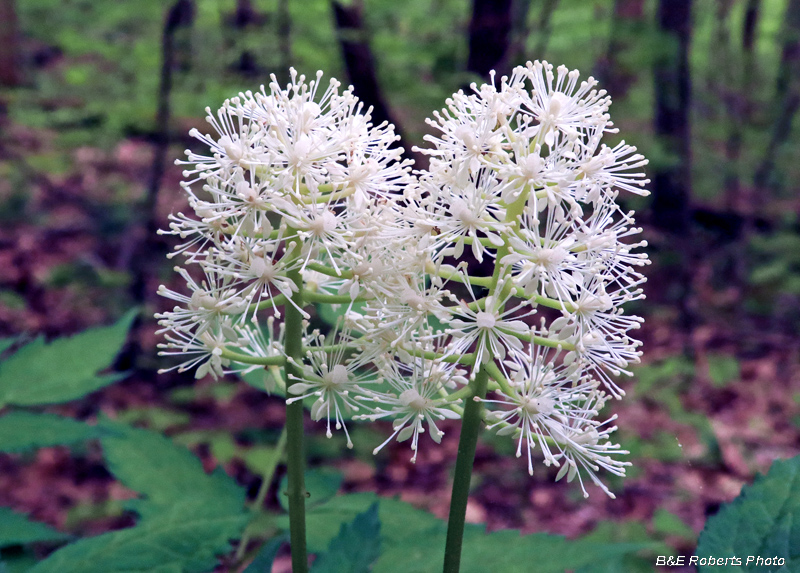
[28,422,250,573]
[0,310,137,407]
[0,411,110,453]
[27,503,247,573]
[0,507,71,547]
[697,454,800,571]
[242,536,286,573]
[280,491,653,572]
[311,502,381,573]
[98,420,247,519]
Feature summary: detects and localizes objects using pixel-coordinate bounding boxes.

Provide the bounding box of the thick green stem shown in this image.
[443,187,531,573]
[443,365,490,573]
[284,238,308,573]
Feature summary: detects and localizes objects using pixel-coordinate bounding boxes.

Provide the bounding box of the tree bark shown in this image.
[0,0,21,87]
[753,0,800,192]
[597,0,645,99]
[465,0,513,81]
[118,0,195,371]
[531,0,559,62]
[742,0,761,53]
[331,1,416,164]
[651,0,692,233]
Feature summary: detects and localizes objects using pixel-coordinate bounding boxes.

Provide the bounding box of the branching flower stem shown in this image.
[443,188,530,572]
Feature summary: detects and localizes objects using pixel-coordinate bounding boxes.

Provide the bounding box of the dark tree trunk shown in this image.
[597,0,645,99]
[465,0,513,81]
[651,0,692,233]
[331,1,416,165]
[232,0,266,76]
[0,0,21,87]
[277,0,291,74]
[711,0,743,203]
[742,0,761,52]
[754,0,800,192]
[504,0,532,68]
[118,0,195,371]
[531,0,559,61]
[651,0,695,336]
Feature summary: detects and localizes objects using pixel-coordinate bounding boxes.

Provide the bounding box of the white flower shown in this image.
[443,277,533,366]
[483,346,598,475]
[357,353,460,462]
[286,323,376,448]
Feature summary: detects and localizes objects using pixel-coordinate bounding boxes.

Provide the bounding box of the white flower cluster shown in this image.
[156,62,649,498]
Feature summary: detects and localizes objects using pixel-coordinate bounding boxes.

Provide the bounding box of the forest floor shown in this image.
[1,123,799,572]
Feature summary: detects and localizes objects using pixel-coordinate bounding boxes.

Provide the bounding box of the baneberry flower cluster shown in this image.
[157,62,648,499]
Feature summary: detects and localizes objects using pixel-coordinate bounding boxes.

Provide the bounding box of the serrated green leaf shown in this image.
[277,492,443,553]
[697,455,800,571]
[27,502,247,573]
[377,529,654,573]
[99,421,246,520]
[311,502,380,573]
[0,310,137,406]
[287,493,653,572]
[243,536,286,573]
[0,507,71,547]
[0,411,109,453]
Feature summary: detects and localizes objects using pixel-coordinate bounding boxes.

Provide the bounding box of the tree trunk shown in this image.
[651,0,692,233]
[753,0,800,192]
[597,0,646,98]
[331,1,416,164]
[118,0,195,371]
[531,0,559,62]
[465,0,513,81]
[277,0,291,74]
[504,0,533,68]
[742,0,761,52]
[0,0,21,87]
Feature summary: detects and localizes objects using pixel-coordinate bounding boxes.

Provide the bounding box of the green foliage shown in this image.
[0,339,15,355]
[311,502,381,573]
[0,508,71,547]
[26,422,249,573]
[575,520,671,573]
[0,310,136,407]
[748,230,800,317]
[242,536,286,573]
[651,509,695,541]
[279,469,343,514]
[99,420,246,520]
[627,356,720,464]
[697,454,800,571]
[116,407,190,432]
[0,411,109,453]
[276,491,654,572]
[707,354,740,388]
[27,504,246,573]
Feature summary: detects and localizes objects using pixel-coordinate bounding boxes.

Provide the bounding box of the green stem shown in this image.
[283,235,309,573]
[443,186,532,573]
[442,365,490,573]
